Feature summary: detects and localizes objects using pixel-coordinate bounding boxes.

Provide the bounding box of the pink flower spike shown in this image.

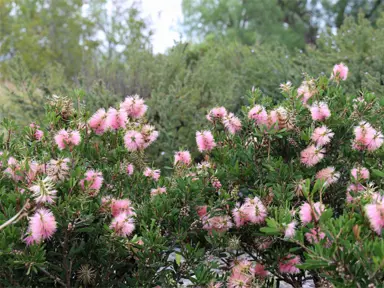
[316,167,340,186]
[111,199,134,217]
[106,107,127,130]
[150,187,167,197]
[120,95,147,119]
[223,113,242,134]
[80,170,103,196]
[143,167,161,181]
[365,203,384,235]
[351,166,370,181]
[127,163,134,175]
[206,107,227,122]
[284,221,296,238]
[27,208,57,243]
[196,131,216,152]
[174,151,192,166]
[88,108,108,135]
[248,105,268,126]
[332,63,348,81]
[310,102,331,122]
[124,130,145,152]
[110,213,135,237]
[300,145,325,167]
[311,126,334,146]
[278,254,301,274]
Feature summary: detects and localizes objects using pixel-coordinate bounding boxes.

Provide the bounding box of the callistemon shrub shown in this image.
[1,64,384,287]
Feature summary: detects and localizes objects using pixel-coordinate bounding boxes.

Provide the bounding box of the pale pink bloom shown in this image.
[297,80,315,104]
[305,228,326,244]
[206,107,227,122]
[120,95,147,119]
[150,187,167,197]
[248,105,268,126]
[141,125,159,148]
[80,170,103,196]
[310,102,331,121]
[311,126,334,146]
[196,131,216,152]
[300,145,325,167]
[332,63,348,81]
[316,167,340,186]
[110,213,135,237]
[29,177,57,204]
[106,107,127,130]
[207,282,223,288]
[4,157,23,182]
[253,263,268,278]
[211,178,222,190]
[267,110,279,129]
[346,183,365,203]
[278,254,301,274]
[127,163,134,175]
[365,203,384,235]
[235,196,267,225]
[202,215,233,233]
[47,158,70,182]
[111,199,134,217]
[300,202,325,225]
[196,206,208,219]
[367,131,384,151]
[351,167,370,181]
[223,113,242,134]
[88,108,108,135]
[54,129,81,150]
[34,129,44,141]
[232,206,248,227]
[227,272,252,288]
[232,260,252,275]
[26,208,57,244]
[143,167,161,181]
[174,151,192,166]
[284,221,297,238]
[26,161,42,183]
[124,130,145,151]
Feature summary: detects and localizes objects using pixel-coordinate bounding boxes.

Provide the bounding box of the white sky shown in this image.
[140,0,183,53]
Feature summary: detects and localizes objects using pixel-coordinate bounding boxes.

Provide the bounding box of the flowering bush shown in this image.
[1,64,384,287]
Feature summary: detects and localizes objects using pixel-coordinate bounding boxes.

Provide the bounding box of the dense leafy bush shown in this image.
[1,64,384,287]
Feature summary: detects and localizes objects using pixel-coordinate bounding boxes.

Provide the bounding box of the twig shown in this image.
[37,266,66,287]
[0,199,30,231]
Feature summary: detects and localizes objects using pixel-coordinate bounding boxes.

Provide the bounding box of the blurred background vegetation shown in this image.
[1,0,384,164]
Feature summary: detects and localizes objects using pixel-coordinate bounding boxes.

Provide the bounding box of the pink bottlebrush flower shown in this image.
[54,129,81,150]
[26,208,57,244]
[227,271,252,288]
[203,215,233,233]
[278,254,301,274]
[106,107,127,130]
[110,213,135,237]
[150,187,167,197]
[232,260,252,275]
[310,102,331,121]
[311,126,334,146]
[223,113,242,134]
[332,63,348,81]
[232,206,248,227]
[297,80,316,104]
[367,131,384,151]
[143,167,161,181]
[124,130,145,151]
[248,105,268,126]
[253,263,268,278]
[206,107,227,122]
[346,183,365,203]
[241,196,267,224]
[196,205,208,219]
[47,158,70,182]
[365,203,384,235]
[141,125,159,148]
[26,161,42,183]
[300,202,325,225]
[351,167,370,181]
[196,131,216,152]
[267,110,279,129]
[88,108,108,135]
[29,177,57,204]
[4,157,23,182]
[80,170,103,196]
[120,95,147,119]
[305,228,326,244]
[127,163,134,175]
[300,145,325,167]
[174,151,192,166]
[111,199,134,217]
[284,221,297,238]
[316,167,340,186]
[34,129,44,141]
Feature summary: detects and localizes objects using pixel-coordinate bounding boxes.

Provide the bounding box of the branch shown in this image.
[0,199,30,231]
[37,266,66,287]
